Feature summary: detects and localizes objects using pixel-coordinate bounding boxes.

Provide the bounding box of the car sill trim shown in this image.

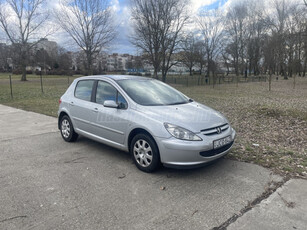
[72,116,124,135]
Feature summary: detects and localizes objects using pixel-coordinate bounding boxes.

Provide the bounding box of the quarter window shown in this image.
[75,80,95,101]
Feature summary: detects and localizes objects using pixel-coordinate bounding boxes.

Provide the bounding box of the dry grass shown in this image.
[175,77,307,178]
[0,73,78,117]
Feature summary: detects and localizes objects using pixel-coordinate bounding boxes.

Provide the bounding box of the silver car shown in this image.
[58,75,236,172]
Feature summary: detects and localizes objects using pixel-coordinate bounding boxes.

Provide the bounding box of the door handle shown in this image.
[93,108,98,113]
[69,101,74,106]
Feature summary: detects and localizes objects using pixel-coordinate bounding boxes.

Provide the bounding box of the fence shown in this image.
[0,74,78,101]
[165,74,268,86]
[0,73,271,101]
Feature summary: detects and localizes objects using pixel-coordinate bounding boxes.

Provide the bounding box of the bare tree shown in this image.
[55,0,116,75]
[0,0,50,81]
[54,48,72,71]
[194,41,206,77]
[179,33,197,76]
[263,34,276,91]
[225,3,248,81]
[266,0,292,79]
[245,1,269,76]
[130,0,189,82]
[198,10,224,86]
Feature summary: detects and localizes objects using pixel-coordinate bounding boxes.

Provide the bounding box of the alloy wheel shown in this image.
[61,119,70,139]
[133,139,153,167]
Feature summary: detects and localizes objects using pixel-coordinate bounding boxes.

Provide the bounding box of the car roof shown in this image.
[75,75,152,81]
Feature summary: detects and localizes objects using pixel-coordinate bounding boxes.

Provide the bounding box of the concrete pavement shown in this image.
[0,104,306,229]
[0,105,57,141]
[228,179,307,230]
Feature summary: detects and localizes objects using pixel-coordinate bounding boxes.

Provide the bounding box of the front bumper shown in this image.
[156,128,236,168]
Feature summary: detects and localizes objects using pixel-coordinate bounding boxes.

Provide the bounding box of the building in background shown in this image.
[35,38,58,58]
[0,39,190,75]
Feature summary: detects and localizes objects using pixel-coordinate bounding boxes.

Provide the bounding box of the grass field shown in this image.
[0,73,79,117]
[1,73,306,177]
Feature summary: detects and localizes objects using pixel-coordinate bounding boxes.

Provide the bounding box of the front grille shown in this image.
[199,141,234,157]
[201,123,229,136]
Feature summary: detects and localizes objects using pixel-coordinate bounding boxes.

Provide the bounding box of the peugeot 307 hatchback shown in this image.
[58,75,236,172]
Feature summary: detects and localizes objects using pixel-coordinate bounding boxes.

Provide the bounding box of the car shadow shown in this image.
[73,135,232,178]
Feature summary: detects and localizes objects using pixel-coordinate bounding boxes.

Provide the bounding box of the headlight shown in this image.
[164,123,202,141]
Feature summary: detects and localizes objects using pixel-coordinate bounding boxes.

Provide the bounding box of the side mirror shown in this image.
[118,102,127,109]
[103,100,118,108]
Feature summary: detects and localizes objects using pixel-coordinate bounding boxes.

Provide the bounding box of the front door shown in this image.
[92,80,129,144]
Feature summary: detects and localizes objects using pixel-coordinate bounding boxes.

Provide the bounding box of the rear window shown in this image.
[75,80,95,101]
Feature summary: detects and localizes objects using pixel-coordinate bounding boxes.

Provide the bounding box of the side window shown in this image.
[75,80,94,101]
[96,81,128,108]
[96,81,117,104]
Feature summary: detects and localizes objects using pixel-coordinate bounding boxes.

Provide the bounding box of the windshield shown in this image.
[117,79,189,106]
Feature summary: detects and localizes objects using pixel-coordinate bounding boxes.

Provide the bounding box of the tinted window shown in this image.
[117,79,189,106]
[96,81,128,108]
[75,80,95,101]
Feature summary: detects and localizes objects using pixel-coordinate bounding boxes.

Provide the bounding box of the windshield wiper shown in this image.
[167,101,188,105]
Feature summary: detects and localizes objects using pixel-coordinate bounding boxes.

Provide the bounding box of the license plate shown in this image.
[213,136,232,149]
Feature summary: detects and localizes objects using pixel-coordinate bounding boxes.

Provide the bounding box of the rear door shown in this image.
[69,80,97,133]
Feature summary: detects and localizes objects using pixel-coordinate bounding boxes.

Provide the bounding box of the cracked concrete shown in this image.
[0,105,306,230]
[227,179,307,230]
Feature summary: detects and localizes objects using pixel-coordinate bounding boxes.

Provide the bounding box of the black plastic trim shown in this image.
[200,123,228,132]
[199,141,234,157]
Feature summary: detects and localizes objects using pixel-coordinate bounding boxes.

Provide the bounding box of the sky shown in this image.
[0,0,229,54]
[108,0,229,54]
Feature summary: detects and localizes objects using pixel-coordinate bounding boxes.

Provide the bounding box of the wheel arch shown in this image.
[128,128,159,154]
[58,111,69,129]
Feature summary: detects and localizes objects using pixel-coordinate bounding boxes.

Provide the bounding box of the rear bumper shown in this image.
[156,128,236,168]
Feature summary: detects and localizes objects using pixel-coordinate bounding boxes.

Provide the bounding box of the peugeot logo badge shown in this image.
[216,127,222,134]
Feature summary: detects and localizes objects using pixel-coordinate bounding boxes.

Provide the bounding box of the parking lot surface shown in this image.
[0,105,305,230]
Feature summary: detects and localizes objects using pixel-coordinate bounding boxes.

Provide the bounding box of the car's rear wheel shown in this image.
[130,133,160,173]
[60,115,78,142]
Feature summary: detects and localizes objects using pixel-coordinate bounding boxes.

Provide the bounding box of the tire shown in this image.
[130,133,160,173]
[60,115,78,142]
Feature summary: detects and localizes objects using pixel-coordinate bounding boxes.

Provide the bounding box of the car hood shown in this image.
[135,102,228,133]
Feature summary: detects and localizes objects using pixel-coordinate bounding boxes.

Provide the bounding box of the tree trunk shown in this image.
[86,53,93,75]
[303,60,306,77]
[161,68,167,82]
[21,61,27,81]
[269,71,272,91]
[162,73,166,82]
[20,51,27,81]
[154,69,158,79]
[21,68,27,81]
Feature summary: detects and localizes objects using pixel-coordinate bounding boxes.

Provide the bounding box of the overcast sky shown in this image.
[0,0,259,54]
[107,0,228,54]
[44,0,229,55]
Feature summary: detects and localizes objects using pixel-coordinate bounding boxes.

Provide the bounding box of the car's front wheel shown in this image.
[60,115,78,142]
[130,133,160,173]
